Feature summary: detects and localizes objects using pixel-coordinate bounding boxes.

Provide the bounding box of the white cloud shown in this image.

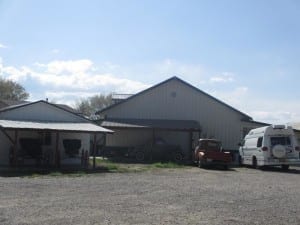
[0,43,8,48]
[247,99,300,124]
[1,58,300,124]
[1,59,150,102]
[151,59,207,84]
[1,65,31,81]
[250,111,295,124]
[45,91,100,99]
[207,86,300,124]
[50,49,61,54]
[209,72,235,83]
[209,86,249,108]
[35,59,94,75]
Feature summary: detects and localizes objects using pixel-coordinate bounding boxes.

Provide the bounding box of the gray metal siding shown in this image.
[106,128,191,154]
[102,79,247,150]
[106,129,153,147]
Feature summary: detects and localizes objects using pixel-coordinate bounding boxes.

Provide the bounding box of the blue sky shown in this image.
[0,0,300,123]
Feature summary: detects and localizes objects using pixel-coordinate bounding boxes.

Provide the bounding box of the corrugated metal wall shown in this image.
[106,128,192,155]
[101,79,262,151]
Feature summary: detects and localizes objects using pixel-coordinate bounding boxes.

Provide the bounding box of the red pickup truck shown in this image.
[193,139,232,169]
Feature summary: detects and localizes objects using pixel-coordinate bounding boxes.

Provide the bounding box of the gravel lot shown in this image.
[0,166,300,225]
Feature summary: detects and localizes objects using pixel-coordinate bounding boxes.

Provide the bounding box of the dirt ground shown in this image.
[0,166,300,225]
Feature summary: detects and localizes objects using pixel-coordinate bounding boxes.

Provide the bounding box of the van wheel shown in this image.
[281,165,289,170]
[252,157,258,169]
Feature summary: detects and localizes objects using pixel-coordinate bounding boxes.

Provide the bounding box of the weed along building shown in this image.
[97,76,266,160]
[0,100,113,167]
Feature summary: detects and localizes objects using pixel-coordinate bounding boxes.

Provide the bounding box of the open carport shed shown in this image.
[0,100,113,168]
[0,120,113,168]
[0,120,112,167]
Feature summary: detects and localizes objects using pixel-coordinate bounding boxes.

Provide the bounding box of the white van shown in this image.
[239,125,300,169]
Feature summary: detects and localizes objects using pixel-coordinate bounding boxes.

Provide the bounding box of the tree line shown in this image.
[0,77,112,117]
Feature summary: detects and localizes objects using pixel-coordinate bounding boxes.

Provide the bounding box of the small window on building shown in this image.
[171,91,177,98]
[257,137,263,147]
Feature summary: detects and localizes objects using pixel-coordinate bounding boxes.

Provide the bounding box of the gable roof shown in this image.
[97,76,252,120]
[0,100,113,133]
[0,100,80,114]
[0,100,90,123]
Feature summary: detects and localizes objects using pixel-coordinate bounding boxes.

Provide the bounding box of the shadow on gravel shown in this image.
[102,156,188,165]
[0,167,110,178]
[259,166,300,174]
[240,165,300,174]
[196,166,237,172]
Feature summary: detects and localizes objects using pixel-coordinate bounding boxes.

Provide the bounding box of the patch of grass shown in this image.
[150,162,185,169]
[94,158,187,173]
[26,170,88,178]
[48,171,63,176]
[0,168,91,178]
[0,159,189,178]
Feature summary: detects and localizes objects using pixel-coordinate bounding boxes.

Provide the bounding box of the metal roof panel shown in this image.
[0,120,113,133]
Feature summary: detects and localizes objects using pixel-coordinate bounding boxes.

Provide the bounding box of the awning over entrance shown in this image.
[0,120,113,133]
[100,118,201,131]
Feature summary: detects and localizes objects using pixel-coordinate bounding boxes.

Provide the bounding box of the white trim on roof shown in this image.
[0,120,113,133]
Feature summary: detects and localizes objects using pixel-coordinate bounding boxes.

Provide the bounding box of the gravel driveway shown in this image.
[0,166,299,225]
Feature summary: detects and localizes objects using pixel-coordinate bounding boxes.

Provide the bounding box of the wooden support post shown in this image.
[55,132,60,168]
[102,133,106,160]
[93,133,97,170]
[151,129,155,161]
[190,131,193,150]
[189,131,193,161]
[13,130,18,166]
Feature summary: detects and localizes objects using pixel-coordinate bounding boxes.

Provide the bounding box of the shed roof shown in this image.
[0,120,113,133]
[100,118,201,131]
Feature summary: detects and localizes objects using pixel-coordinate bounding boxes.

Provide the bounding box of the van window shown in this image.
[257,137,263,147]
[270,137,291,146]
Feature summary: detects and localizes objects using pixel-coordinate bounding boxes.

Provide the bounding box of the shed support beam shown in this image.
[93,133,97,170]
[13,130,18,166]
[0,127,14,144]
[151,129,155,161]
[55,132,60,168]
[189,131,193,160]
